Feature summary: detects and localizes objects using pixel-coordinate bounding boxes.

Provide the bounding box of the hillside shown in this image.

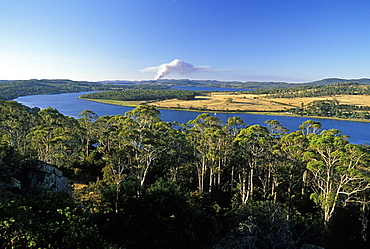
[101,77,370,89]
[0,79,164,100]
[2,78,370,101]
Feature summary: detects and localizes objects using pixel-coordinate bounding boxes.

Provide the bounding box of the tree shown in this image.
[27,108,81,167]
[156,122,194,186]
[120,106,173,189]
[305,129,370,231]
[279,131,310,218]
[299,120,322,136]
[0,101,40,155]
[216,201,297,249]
[265,119,288,138]
[225,117,245,193]
[187,113,224,193]
[97,180,218,248]
[234,125,270,203]
[0,192,106,248]
[77,110,99,159]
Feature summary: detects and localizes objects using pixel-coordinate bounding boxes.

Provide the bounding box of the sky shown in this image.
[1,0,370,83]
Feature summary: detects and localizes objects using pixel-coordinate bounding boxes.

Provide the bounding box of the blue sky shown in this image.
[1,0,370,82]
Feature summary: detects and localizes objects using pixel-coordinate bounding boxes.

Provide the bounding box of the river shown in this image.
[14,91,370,145]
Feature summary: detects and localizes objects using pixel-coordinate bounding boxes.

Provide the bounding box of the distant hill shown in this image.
[0,79,135,100]
[2,78,370,100]
[100,78,370,89]
[306,78,370,86]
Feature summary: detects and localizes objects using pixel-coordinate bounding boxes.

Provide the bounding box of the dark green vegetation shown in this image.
[289,99,370,119]
[0,79,167,100]
[84,81,370,121]
[102,77,370,90]
[261,83,370,120]
[258,82,370,97]
[0,192,106,248]
[4,77,370,101]
[1,100,370,248]
[80,89,199,101]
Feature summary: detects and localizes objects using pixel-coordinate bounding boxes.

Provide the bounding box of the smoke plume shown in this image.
[141,59,207,80]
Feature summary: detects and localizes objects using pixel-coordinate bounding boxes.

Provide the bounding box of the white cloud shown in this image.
[141,59,209,80]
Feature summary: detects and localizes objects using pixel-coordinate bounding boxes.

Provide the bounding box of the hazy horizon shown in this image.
[6,77,370,85]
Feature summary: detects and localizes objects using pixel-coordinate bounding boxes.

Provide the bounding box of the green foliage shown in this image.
[0,192,107,248]
[97,180,218,249]
[261,82,370,98]
[0,79,118,99]
[0,141,18,187]
[2,102,370,247]
[216,201,318,249]
[256,83,370,120]
[80,89,200,101]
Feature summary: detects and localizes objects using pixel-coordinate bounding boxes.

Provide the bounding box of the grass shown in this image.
[81,93,370,122]
[149,93,370,111]
[80,98,146,107]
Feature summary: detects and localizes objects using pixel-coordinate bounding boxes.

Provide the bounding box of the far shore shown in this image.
[80,97,370,123]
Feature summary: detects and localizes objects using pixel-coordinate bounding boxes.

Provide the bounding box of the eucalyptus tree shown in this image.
[93,114,134,213]
[265,119,289,138]
[26,107,81,166]
[96,106,184,212]
[208,127,230,194]
[279,130,310,217]
[121,105,174,188]
[99,154,131,214]
[101,115,131,175]
[304,129,370,231]
[158,122,194,185]
[258,120,289,201]
[224,117,245,193]
[299,120,322,136]
[95,107,168,211]
[186,113,225,193]
[77,110,99,159]
[356,189,370,242]
[0,101,40,155]
[94,115,118,156]
[234,124,270,203]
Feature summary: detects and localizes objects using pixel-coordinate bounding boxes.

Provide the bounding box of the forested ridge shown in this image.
[80,89,200,101]
[1,101,370,248]
[101,77,370,89]
[257,82,370,97]
[4,78,370,101]
[0,79,167,100]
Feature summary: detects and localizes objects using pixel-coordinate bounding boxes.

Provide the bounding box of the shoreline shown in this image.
[80,98,370,123]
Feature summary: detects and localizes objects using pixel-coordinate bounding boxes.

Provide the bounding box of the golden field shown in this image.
[84,92,370,113]
[149,92,370,112]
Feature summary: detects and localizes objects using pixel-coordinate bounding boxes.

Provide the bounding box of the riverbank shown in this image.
[80,98,145,107]
[16,92,370,144]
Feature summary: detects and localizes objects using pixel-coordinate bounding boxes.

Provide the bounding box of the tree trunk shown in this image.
[230,165,234,194]
[361,201,368,242]
[209,167,213,193]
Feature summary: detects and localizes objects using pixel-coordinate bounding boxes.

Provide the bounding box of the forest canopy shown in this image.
[1,101,370,248]
[79,89,200,101]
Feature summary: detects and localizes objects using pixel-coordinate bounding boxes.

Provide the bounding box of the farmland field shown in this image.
[147,92,370,112]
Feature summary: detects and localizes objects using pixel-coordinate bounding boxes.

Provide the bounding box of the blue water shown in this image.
[14,92,370,145]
